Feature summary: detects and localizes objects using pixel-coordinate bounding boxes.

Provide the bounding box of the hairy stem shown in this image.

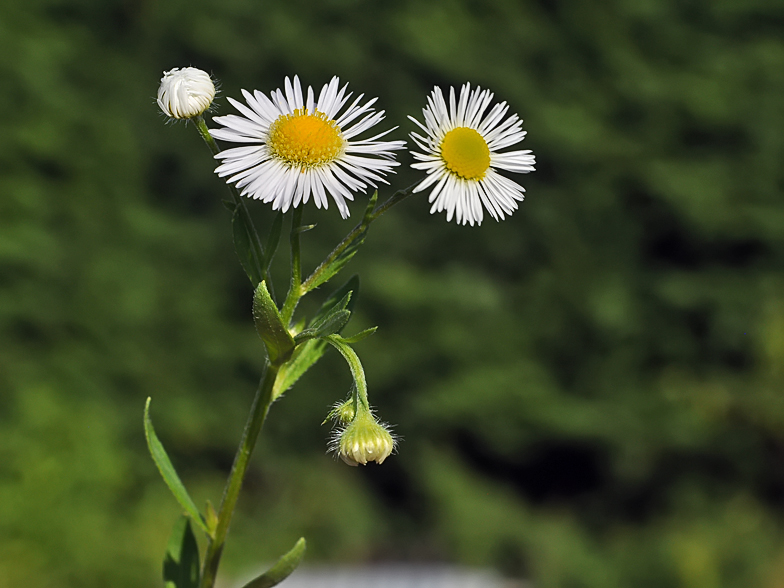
[301,183,418,294]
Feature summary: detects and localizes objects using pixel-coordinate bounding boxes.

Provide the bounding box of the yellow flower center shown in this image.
[440,127,491,180]
[268,109,345,168]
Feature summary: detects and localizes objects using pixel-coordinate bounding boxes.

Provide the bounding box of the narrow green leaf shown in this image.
[340,326,378,344]
[313,309,351,337]
[232,204,265,287]
[271,338,328,400]
[253,281,295,364]
[311,275,359,326]
[307,228,367,292]
[264,212,284,272]
[163,516,201,588]
[240,538,306,588]
[144,398,210,536]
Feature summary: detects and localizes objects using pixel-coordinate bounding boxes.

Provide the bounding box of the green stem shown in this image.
[325,335,369,411]
[199,362,280,588]
[281,208,304,325]
[301,183,418,294]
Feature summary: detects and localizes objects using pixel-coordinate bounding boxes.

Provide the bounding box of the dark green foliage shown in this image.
[1,0,783,587]
[164,517,200,588]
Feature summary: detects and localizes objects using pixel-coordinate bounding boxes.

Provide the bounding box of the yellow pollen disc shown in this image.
[268,109,345,168]
[440,127,491,180]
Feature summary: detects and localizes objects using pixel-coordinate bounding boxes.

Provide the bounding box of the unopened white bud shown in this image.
[157,67,215,119]
[336,411,395,466]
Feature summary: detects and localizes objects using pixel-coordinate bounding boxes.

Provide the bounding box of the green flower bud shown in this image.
[323,397,356,425]
[335,410,395,466]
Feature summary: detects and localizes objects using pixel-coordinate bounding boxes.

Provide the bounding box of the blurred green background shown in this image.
[2,0,784,586]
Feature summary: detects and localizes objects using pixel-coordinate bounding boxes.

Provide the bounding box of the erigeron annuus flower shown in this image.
[210,76,406,218]
[333,409,396,466]
[408,83,536,226]
[157,67,216,119]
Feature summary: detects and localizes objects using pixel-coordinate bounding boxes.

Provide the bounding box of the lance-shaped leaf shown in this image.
[303,190,378,292]
[306,228,367,292]
[295,291,353,343]
[163,516,201,588]
[144,398,210,536]
[240,538,306,588]
[232,204,265,287]
[340,326,378,344]
[312,275,359,324]
[253,281,295,365]
[271,338,327,401]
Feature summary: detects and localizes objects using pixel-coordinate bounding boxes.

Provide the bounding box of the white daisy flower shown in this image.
[210,76,406,218]
[409,83,535,226]
[157,67,216,119]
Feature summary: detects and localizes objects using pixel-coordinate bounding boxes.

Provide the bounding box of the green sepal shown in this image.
[340,326,378,344]
[253,281,296,365]
[163,516,201,588]
[144,398,210,536]
[232,204,266,287]
[239,538,306,588]
[264,212,284,273]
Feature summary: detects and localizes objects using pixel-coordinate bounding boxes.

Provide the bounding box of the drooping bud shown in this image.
[336,410,395,466]
[157,67,216,119]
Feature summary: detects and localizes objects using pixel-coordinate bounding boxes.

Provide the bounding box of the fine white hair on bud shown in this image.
[157,67,216,119]
[334,410,396,466]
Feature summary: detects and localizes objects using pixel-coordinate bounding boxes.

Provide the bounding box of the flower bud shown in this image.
[336,410,395,466]
[323,397,356,425]
[157,67,215,119]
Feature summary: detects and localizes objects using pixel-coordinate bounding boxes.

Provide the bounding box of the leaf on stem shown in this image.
[340,326,378,344]
[163,516,201,588]
[313,275,360,323]
[144,399,211,536]
[239,538,306,588]
[272,277,359,399]
[232,204,266,287]
[253,280,296,365]
[305,227,367,293]
[271,338,326,401]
